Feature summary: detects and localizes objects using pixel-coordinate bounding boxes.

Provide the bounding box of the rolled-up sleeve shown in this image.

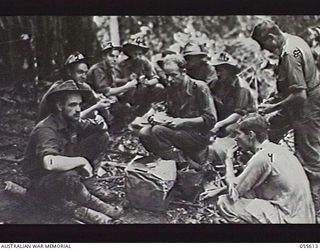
[35,127,61,160]
[280,52,307,92]
[199,85,217,130]
[88,67,112,94]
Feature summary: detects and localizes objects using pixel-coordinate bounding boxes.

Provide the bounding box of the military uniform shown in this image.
[139,76,217,162]
[186,61,218,87]
[87,61,123,94]
[218,141,315,223]
[269,33,320,217]
[213,76,257,121]
[118,57,165,115]
[23,113,108,205]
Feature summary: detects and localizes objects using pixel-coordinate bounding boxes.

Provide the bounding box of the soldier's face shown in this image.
[163,63,184,87]
[185,55,202,69]
[216,67,231,82]
[105,50,120,66]
[235,129,253,152]
[70,63,88,83]
[259,34,280,55]
[130,49,144,60]
[58,94,82,123]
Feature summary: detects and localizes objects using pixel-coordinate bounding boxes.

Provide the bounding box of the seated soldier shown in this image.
[38,52,111,122]
[202,114,315,223]
[210,52,257,137]
[86,41,138,97]
[139,54,217,163]
[118,37,165,116]
[182,42,218,87]
[23,80,123,223]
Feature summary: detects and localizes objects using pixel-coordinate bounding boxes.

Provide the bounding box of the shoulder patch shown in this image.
[192,82,197,89]
[292,48,302,58]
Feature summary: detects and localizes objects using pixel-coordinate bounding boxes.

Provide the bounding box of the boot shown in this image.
[85,194,123,219]
[74,206,112,224]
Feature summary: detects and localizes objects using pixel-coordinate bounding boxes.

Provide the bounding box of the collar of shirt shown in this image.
[185,75,195,96]
[51,113,76,132]
[280,33,289,57]
[256,139,270,153]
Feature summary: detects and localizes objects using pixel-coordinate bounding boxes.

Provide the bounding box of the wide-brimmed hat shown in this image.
[211,52,240,73]
[46,79,93,101]
[100,41,122,54]
[182,43,207,57]
[156,49,177,68]
[122,37,149,56]
[64,51,93,67]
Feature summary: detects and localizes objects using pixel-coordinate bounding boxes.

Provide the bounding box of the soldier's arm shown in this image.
[43,155,92,175]
[105,79,138,96]
[35,127,93,176]
[273,89,306,110]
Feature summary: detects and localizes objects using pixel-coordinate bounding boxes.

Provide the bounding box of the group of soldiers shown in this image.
[22,19,320,224]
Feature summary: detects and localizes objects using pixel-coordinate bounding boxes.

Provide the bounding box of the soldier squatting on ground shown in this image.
[20,19,320,224]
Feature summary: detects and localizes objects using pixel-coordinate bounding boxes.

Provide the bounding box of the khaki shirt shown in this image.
[235,141,315,223]
[277,33,320,122]
[166,75,217,132]
[24,114,103,179]
[187,61,218,86]
[87,61,122,94]
[118,57,158,80]
[213,76,257,121]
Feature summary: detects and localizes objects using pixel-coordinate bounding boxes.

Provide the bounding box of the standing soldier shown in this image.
[252,20,320,221]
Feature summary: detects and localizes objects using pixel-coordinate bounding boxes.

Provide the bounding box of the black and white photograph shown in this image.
[0,15,320,228]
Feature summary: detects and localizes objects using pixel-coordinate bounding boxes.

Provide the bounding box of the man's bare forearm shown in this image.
[43,155,89,171]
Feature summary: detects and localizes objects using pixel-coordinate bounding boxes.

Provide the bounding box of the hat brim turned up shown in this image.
[101,46,122,55]
[46,80,93,102]
[122,43,149,56]
[183,51,207,57]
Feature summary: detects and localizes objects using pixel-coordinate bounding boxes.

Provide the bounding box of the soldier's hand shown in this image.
[94,115,108,130]
[126,79,138,89]
[138,75,147,85]
[226,144,239,160]
[166,118,185,129]
[95,99,111,110]
[228,183,239,202]
[258,103,277,114]
[81,159,94,178]
[211,122,223,135]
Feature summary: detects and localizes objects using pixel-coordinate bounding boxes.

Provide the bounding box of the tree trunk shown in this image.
[109,16,120,45]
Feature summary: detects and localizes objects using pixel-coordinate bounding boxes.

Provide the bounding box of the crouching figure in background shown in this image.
[202,114,315,223]
[23,80,123,224]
